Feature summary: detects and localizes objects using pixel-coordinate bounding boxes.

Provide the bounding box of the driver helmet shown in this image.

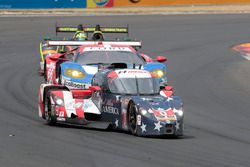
[74,31,87,41]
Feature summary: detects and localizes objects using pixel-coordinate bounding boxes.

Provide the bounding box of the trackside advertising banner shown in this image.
[115,0,250,7]
[1,0,250,8]
[0,0,113,8]
[87,0,113,8]
[0,0,86,8]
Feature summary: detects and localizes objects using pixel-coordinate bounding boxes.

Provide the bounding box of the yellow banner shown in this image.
[115,0,250,7]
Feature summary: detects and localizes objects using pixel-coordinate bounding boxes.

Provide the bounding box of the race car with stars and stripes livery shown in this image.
[38,67,184,137]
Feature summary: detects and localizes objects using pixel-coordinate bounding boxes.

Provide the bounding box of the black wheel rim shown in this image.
[45,97,51,122]
[129,104,137,132]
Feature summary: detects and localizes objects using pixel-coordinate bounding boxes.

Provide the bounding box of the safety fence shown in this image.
[0,0,250,9]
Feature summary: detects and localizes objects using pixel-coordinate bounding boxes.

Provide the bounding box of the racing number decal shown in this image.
[159,111,167,117]
[154,109,176,121]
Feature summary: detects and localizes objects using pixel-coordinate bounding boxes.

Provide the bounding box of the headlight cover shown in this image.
[150,69,166,78]
[64,68,85,79]
[54,97,64,106]
[139,108,148,115]
[174,108,184,117]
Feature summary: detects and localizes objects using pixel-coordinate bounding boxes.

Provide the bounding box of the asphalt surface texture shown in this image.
[0,14,250,167]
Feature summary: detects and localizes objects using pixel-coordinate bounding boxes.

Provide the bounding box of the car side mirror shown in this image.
[49,57,58,61]
[156,56,167,63]
[165,86,173,91]
[89,86,101,92]
[48,53,62,61]
[160,86,174,97]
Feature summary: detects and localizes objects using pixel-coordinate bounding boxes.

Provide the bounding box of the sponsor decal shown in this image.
[64,80,87,89]
[137,115,141,125]
[130,0,140,3]
[0,1,87,9]
[65,100,83,109]
[102,105,119,115]
[153,108,177,121]
[84,47,131,52]
[116,69,151,78]
[87,0,113,8]
[94,0,109,6]
[115,0,250,7]
[47,63,55,84]
[74,102,83,109]
[128,70,148,74]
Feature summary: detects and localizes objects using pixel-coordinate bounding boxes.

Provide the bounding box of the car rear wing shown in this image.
[56,25,129,34]
[47,40,142,48]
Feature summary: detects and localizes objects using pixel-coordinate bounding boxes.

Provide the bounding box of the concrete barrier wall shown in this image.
[115,0,250,7]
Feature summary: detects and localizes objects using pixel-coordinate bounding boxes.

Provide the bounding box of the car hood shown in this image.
[129,95,183,122]
[131,95,181,109]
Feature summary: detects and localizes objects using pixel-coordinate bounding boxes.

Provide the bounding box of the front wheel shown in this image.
[128,102,138,135]
[44,93,56,125]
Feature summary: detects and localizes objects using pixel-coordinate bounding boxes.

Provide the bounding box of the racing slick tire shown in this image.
[44,92,57,125]
[44,61,47,82]
[128,101,138,135]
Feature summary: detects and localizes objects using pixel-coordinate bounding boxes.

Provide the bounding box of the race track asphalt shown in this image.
[0,14,250,167]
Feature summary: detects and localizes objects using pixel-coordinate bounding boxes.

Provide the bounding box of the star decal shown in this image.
[141,123,147,133]
[115,119,119,127]
[115,96,120,102]
[175,121,180,130]
[154,121,162,131]
[157,107,164,111]
[166,97,173,102]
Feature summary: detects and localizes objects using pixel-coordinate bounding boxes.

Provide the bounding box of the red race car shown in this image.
[42,40,168,90]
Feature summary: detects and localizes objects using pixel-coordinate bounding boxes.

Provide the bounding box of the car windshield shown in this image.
[75,51,144,65]
[108,78,160,95]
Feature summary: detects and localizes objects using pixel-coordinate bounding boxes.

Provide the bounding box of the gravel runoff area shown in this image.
[1,4,250,15]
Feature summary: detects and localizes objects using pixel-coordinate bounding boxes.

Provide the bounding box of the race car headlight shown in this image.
[54,97,64,106]
[64,68,85,79]
[150,69,166,78]
[174,108,183,117]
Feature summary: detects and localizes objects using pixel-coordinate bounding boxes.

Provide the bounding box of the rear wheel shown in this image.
[44,61,47,82]
[44,93,56,125]
[128,102,138,135]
